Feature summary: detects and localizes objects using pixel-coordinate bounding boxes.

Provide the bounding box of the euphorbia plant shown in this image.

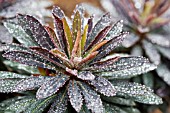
[110,0,170,86]
[0,5,162,113]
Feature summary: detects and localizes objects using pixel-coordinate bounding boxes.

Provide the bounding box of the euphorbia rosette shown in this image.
[0,5,162,113]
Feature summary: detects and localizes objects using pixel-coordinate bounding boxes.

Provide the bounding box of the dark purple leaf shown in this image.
[92,32,128,62]
[17,14,55,50]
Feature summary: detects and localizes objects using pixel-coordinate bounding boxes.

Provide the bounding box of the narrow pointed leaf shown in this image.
[93,32,128,62]
[62,18,73,53]
[72,4,85,31]
[36,74,69,99]
[4,22,38,47]
[3,51,56,70]
[0,71,28,79]
[72,11,81,41]
[52,7,68,54]
[48,89,68,113]
[85,26,111,52]
[105,20,124,40]
[5,96,36,113]
[0,78,23,93]
[104,103,127,113]
[52,6,65,19]
[81,24,88,51]
[87,16,94,38]
[17,14,55,50]
[68,80,83,112]
[86,13,111,48]
[25,95,56,113]
[30,47,63,66]
[111,81,163,104]
[44,26,60,49]
[78,82,104,113]
[122,107,140,113]
[4,44,64,69]
[93,56,157,79]
[88,76,116,96]
[0,97,24,110]
[14,76,49,92]
[3,60,40,74]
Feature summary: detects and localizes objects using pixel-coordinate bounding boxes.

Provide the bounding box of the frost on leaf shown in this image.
[4,21,38,47]
[86,13,111,48]
[17,14,55,50]
[88,76,116,96]
[48,89,68,113]
[111,81,163,104]
[25,95,56,113]
[36,74,69,99]
[0,79,23,93]
[77,71,95,80]
[5,96,36,113]
[93,32,128,62]
[68,80,83,112]
[93,56,157,79]
[14,76,48,92]
[0,71,28,79]
[104,103,127,113]
[105,20,123,40]
[78,82,104,113]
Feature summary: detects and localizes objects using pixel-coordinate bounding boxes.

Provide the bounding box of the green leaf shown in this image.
[81,24,88,51]
[62,18,73,54]
[4,22,38,47]
[48,88,68,113]
[3,60,40,74]
[0,96,24,110]
[104,103,127,113]
[156,64,170,86]
[111,81,163,104]
[72,11,81,41]
[142,40,160,65]
[142,73,154,88]
[25,95,56,113]
[79,104,91,113]
[5,96,36,113]
[121,107,140,113]
[101,96,136,106]
[0,71,28,79]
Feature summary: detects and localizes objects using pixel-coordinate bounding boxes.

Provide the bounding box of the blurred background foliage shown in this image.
[0,0,170,113]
